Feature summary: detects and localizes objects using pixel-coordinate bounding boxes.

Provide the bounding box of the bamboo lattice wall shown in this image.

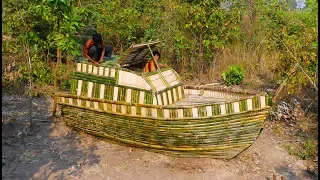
[71,62,184,105]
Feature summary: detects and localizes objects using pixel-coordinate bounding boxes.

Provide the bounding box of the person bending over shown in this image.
[84,33,113,67]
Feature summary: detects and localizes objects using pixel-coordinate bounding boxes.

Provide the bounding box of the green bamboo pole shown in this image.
[58,103,269,124]
[62,111,259,158]
[59,102,268,127]
[63,113,264,138]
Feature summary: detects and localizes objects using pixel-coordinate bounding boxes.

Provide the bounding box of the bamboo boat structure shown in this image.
[55,41,271,159]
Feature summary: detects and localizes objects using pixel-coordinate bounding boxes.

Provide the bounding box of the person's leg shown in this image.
[104,45,113,57]
[88,46,99,61]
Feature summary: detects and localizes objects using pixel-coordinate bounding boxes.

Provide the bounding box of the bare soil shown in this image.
[2,93,318,180]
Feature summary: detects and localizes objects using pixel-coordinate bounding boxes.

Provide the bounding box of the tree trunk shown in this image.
[199,28,204,76]
[26,45,33,132]
[52,48,61,119]
[272,64,298,103]
[52,16,61,119]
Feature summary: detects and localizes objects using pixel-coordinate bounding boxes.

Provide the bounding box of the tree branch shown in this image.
[282,41,318,91]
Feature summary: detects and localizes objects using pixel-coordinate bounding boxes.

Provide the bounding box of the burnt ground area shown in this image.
[2,93,318,180]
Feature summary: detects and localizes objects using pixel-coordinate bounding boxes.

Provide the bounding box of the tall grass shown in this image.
[201,43,279,88]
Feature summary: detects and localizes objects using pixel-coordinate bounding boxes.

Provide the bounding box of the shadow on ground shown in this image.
[2,93,101,180]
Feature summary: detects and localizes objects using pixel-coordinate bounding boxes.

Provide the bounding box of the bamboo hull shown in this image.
[60,47,272,159]
[57,93,270,159]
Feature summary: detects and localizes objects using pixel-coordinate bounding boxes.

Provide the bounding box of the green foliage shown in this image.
[283,139,317,160]
[3,0,88,58]
[300,140,317,160]
[35,0,88,55]
[159,0,245,74]
[88,0,157,50]
[20,54,54,85]
[252,0,318,94]
[3,0,88,88]
[283,143,296,155]
[62,79,71,90]
[2,0,318,101]
[222,65,245,86]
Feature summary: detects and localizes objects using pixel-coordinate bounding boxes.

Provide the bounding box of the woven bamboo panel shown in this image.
[161,69,180,87]
[72,79,156,105]
[118,70,151,90]
[146,68,181,92]
[72,62,186,106]
[73,63,181,105]
[119,41,160,67]
[56,84,271,158]
[57,90,271,119]
[76,62,119,77]
[148,74,167,92]
[60,105,268,159]
[156,85,183,105]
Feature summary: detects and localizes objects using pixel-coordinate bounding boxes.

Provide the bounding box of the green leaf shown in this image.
[312,43,318,48]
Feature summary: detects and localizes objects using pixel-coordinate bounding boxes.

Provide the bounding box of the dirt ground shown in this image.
[2,93,318,180]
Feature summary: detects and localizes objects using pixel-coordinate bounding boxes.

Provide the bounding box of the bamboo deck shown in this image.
[167,94,238,107]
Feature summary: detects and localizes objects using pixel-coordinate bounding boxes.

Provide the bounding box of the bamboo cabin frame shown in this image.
[55,41,271,159]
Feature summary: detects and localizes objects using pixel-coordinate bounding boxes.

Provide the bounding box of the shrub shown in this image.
[20,55,54,85]
[62,79,71,90]
[283,140,317,160]
[300,140,317,160]
[222,65,245,86]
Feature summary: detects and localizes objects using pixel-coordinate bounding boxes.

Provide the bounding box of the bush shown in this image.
[300,140,317,160]
[20,55,54,85]
[62,79,71,90]
[222,65,245,86]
